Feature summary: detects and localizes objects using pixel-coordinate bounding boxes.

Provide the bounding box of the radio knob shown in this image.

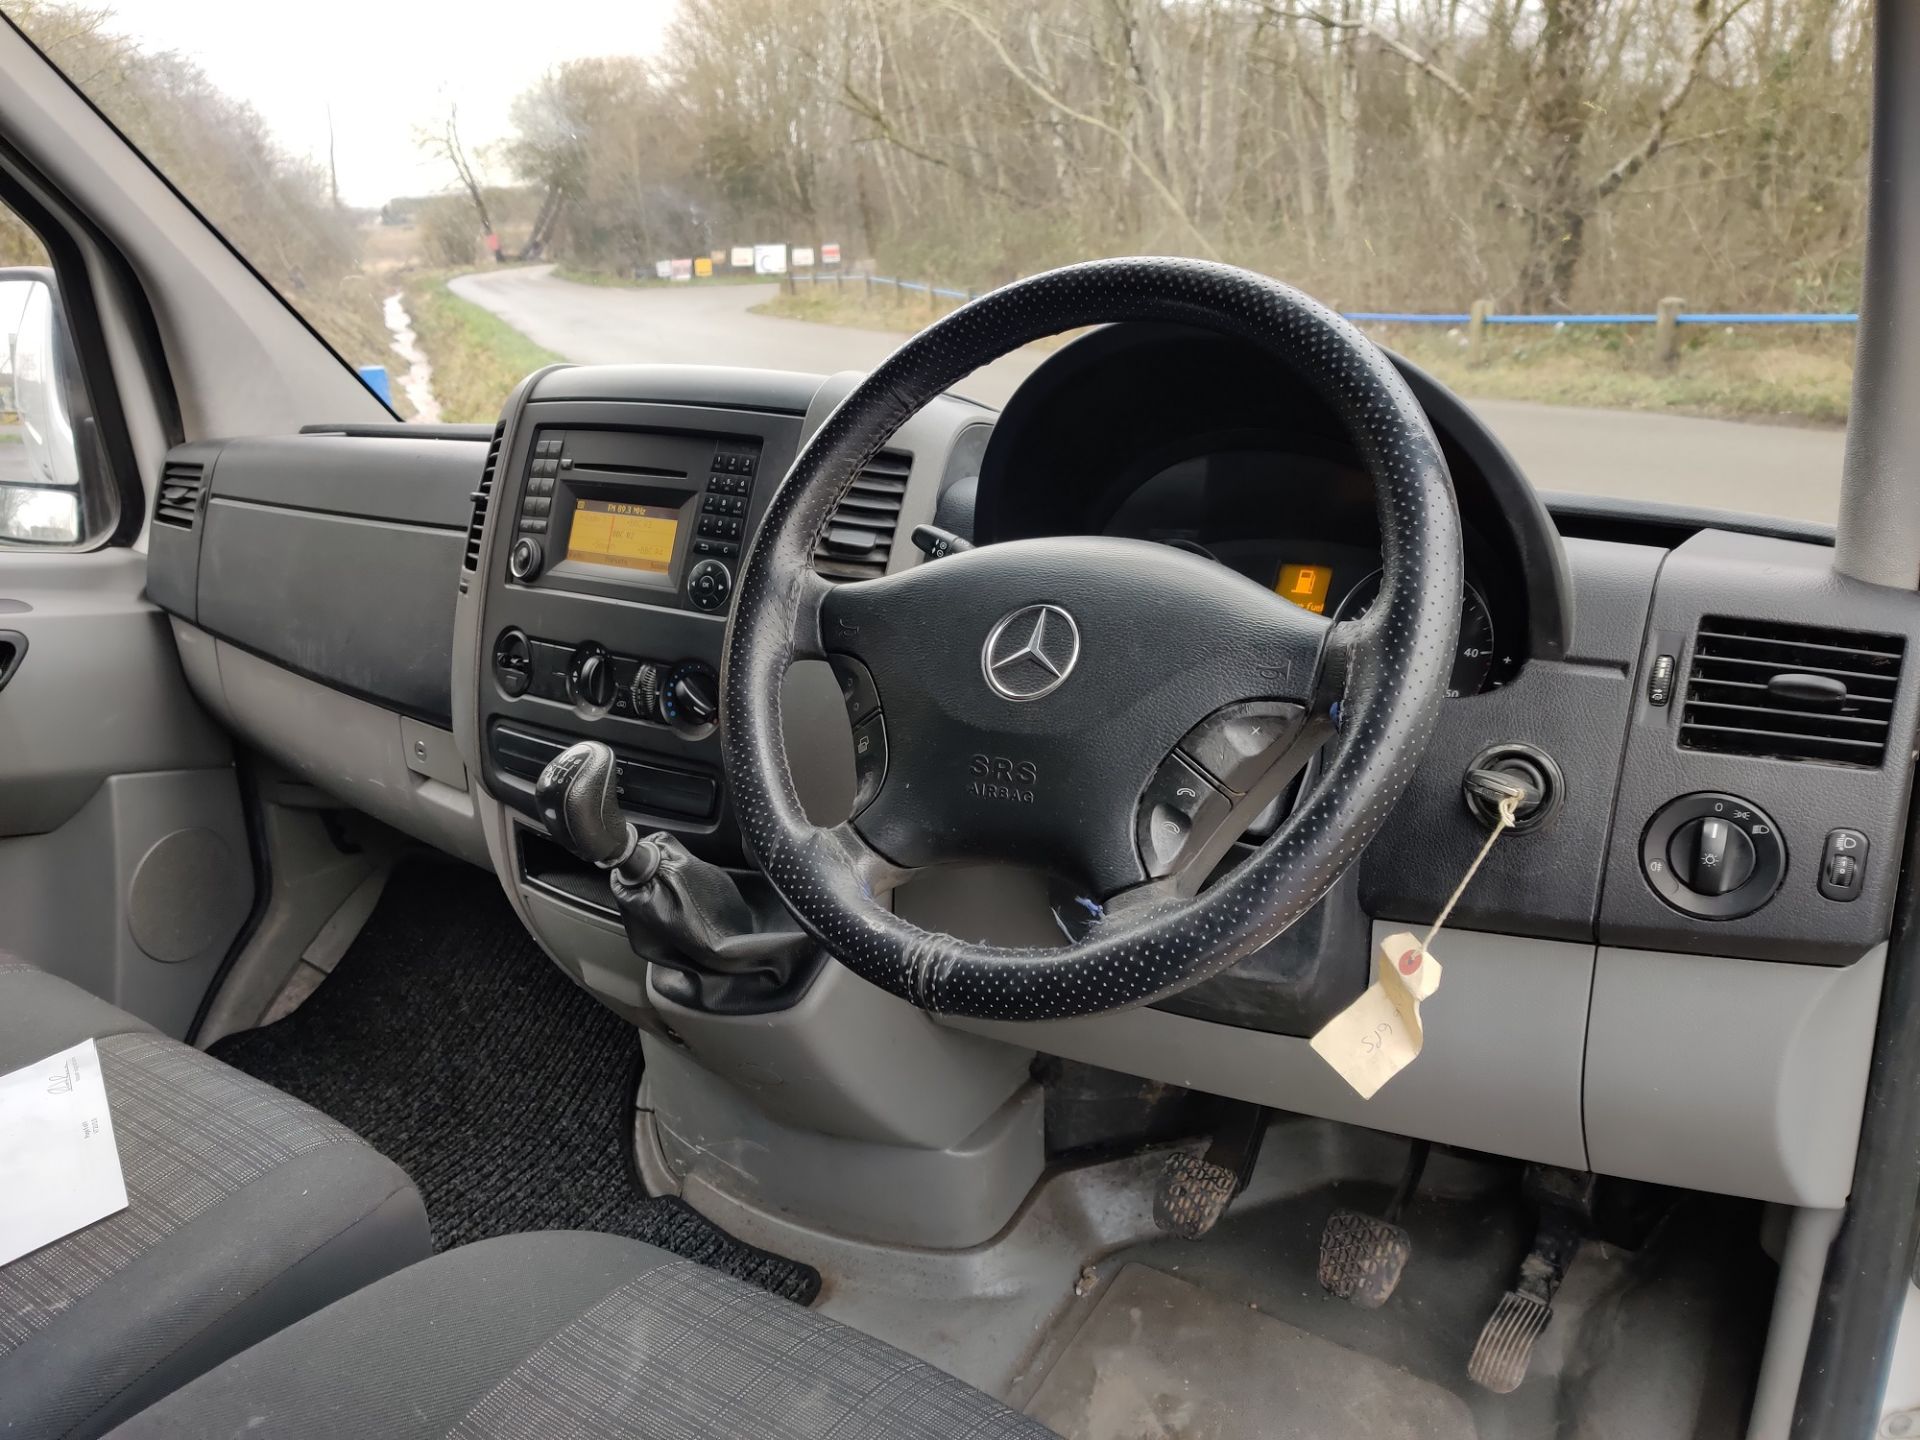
[508,536,544,581]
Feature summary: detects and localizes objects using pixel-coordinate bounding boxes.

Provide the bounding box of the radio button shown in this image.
[687,559,733,612]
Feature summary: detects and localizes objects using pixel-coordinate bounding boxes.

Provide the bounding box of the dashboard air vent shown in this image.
[814,450,912,581]
[153,460,205,530]
[1679,616,1905,768]
[463,422,506,572]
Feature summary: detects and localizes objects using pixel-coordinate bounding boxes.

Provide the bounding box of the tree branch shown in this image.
[938,0,1220,257]
[1592,0,1755,201]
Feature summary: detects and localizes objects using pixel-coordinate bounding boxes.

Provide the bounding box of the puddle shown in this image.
[383,292,441,423]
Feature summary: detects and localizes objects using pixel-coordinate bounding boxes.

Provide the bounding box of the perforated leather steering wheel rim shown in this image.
[721,257,1461,1022]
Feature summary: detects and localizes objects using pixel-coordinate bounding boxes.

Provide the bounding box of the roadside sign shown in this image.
[792,246,815,268]
[730,246,754,268]
[821,243,841,265]
[753,244,788,275]
[670,258,693,281]
[654,260,673,280]
[710,249,727,264]
[694,257,713,278]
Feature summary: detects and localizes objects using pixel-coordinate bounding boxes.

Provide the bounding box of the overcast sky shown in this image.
[92,0,682,207]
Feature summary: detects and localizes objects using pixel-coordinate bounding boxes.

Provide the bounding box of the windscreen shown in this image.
[3,0,1870,524]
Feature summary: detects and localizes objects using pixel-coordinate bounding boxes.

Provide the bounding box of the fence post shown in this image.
[863,273,872,304]
[782,270,794,296]
[1467,298,1492,364]
[1655,296,1685,368]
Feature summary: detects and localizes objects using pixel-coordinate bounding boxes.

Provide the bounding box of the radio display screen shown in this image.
[566,499,680,573]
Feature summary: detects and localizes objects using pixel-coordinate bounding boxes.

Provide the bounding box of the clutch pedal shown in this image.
[1152,1103,1268,1240]
[1318,1139,1429,1308]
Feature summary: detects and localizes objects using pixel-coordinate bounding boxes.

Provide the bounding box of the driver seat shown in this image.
[109,1230,1054,1438]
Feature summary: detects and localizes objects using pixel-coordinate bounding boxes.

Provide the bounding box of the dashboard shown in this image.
[143,326,1920,1211]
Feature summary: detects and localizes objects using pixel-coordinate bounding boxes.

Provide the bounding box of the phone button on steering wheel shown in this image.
[1138,753,1230,878]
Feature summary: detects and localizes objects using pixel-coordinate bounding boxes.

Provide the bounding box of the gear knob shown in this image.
[535,740,635,868]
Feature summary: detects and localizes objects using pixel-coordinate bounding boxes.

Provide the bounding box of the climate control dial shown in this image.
[660,660,719,733]
[567,642,616,713]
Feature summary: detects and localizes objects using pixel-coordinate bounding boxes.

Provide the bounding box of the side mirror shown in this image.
[0,268,83,545]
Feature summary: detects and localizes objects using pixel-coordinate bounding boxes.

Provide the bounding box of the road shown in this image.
[452,266,1846,523]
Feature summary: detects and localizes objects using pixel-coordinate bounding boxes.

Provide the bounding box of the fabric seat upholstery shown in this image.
[0,964,432,1440]
[110,1230,1055,1438]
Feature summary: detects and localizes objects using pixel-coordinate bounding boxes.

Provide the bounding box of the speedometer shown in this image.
[1331,569,1497,698]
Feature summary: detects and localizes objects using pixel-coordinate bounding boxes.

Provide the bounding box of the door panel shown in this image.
[0,548,252,1035]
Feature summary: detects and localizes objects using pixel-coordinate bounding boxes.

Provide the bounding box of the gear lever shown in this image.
[534,741,817,1011]
[534,740,660,883]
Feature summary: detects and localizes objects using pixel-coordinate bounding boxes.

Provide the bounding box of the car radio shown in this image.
[503,426,765,614]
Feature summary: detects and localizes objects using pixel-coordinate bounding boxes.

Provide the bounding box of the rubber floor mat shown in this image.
[212,859,820,1305]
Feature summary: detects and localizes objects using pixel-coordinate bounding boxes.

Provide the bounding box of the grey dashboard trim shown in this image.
[1598,529,1920,964]
[1585,944,1882,1209]
[951,923,1595,1174]
[528,364,824,414]
[174,623,487,867]
[954,919,1880,1207]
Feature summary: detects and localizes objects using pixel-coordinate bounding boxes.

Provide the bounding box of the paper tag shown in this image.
[0,1038,128,1267]
[1309,932,1442,1100]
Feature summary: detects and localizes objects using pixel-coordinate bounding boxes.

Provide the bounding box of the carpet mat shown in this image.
[211,859,820,1304]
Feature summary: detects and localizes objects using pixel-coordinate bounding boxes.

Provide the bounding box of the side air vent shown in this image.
[463,422,506,572]
[1679,616,1905,768]
[814,450,912,581]
[153,460,205,529]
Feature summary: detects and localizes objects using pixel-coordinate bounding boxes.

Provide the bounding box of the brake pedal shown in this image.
[1319,1139,1428,1307]
[1152,1103,1267,1240]
[1467,1167,1592,1394]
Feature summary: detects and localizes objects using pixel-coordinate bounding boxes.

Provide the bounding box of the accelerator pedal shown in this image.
[1318,1139,1429,1308]
[1467,1168,1592,1394]
[1152,1103,1268,1240]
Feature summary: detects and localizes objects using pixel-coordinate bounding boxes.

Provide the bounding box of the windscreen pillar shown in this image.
[1837,0,1920,590]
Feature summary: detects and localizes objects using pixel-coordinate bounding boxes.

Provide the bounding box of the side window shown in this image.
[0,196,115,547]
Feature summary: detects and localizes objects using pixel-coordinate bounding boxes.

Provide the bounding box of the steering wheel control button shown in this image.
[1178,701,1305,796]
[1819,829,1868,901]
[1668,817,1756,897]
[1641,793,1785,920]
[687,558,733,612]
[828,655,881,723]
[851,713,888,815]
[1137,754,1230,878]
[982,604,1081,701]
[507,536,544,580]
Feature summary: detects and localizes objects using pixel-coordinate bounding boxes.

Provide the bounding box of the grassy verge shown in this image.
[758,289,1853,425]
[755,287,954,334]
[400,271,566,425]
[554,264,769,290]
[1372,324,1853,427]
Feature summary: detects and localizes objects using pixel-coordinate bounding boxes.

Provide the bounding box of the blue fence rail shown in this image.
[784,271,1858,328]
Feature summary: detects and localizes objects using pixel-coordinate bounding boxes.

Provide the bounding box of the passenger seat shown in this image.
[0,964,432,1440]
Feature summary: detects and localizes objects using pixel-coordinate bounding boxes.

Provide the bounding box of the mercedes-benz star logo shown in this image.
[982,604,1081,702]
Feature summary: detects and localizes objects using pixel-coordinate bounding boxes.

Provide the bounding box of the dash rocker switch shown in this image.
[1137,753,1231,878]
[1819,829,1868,902]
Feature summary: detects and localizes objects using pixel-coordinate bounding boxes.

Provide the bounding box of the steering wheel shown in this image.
[722,258,1461,1022]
